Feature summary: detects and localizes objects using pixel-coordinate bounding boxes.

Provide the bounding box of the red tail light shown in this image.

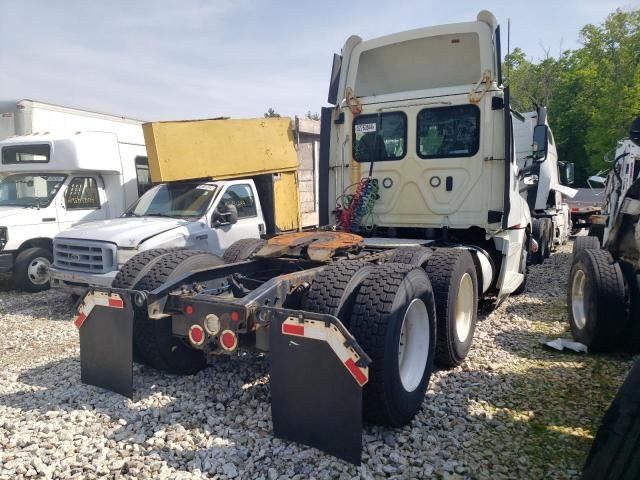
[220,330,238,351]
[188,325,205,346]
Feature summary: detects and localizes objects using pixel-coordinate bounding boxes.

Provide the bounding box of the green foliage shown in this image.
[264,108,280,118]
[504,9,640,185]
[305,111,320,121]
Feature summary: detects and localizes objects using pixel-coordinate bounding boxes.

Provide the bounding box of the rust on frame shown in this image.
[256,231,364,261]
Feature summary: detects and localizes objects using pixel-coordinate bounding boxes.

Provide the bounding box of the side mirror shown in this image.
[212,203,238,227]
[532,125,548,162]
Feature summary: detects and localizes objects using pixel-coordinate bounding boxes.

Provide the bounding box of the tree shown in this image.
[305,111,320,121]
[264,108,280,118]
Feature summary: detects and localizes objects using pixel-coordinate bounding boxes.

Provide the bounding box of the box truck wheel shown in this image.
[531,218,549,264]
[385,246,433,268]
[572,235,601,259]
[223,238,266,263]
[568,249,626,352]
[128,250,224,374]
[583,360,640,480]
[14,247,52,292]
[350,263,436,426]
[424,249,478,368]
[301,260,375,328]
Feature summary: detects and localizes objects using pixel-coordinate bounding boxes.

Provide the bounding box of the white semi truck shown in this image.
[72,11,535,464]
[514,106,574,263]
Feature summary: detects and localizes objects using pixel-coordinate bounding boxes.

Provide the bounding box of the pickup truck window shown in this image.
[417,105,480,159]
[0,173,66,207]
[66,177,101,210]
[352,112,406,162]
[135,156,152,196]
[220,184,257,218]
[125,182,217,219]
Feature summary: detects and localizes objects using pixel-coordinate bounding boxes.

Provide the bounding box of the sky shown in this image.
[0,0,634,121]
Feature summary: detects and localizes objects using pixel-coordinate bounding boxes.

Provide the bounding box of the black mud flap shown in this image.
[265,307,370,465]
[76,292,134,398]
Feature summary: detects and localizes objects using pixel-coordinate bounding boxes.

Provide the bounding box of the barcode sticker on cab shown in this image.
[355,123,376,134]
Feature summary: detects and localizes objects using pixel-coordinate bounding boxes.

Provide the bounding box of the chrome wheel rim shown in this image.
[28,257,51,285]
[571,269,587,329]
[398,298,430,392]
[455,273,474,343]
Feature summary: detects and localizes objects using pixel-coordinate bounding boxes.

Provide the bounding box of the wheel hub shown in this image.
[455,273,474,343]
[27,257,51,285]
[398,298,430,392]
[571,269,587,329]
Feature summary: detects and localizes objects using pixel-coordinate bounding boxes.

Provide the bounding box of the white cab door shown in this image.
[57,175,108,231]
[207,182,263,255]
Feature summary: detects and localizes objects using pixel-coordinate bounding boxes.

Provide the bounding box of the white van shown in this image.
[0,132,149,290]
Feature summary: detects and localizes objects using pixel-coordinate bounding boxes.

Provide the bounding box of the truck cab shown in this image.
[0,132,148,290]
[50,177,265,293]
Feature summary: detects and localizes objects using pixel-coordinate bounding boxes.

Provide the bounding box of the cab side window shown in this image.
[220,184,256,218]
[65,177,100,210]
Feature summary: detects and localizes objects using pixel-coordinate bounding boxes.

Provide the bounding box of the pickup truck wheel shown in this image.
[14,247,52,292]
[530,218,549,264]
[568,249,626,351]
[132,250,224,374]
[350,263,436,426]
[301,260,375,328]
[223,238,266,263]
[424,249,478,368]
[112,248,180,364]
[573,235,601,259]
[583,360,640,480]
[384,246,433,268]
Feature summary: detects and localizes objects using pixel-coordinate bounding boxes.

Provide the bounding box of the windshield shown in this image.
[125,182,217,218]
[0,173,66,207]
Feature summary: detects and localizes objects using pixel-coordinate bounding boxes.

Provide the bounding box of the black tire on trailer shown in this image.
[14,247,53,292]
[222,238,266,263]
[300,260,375,328]
[582,360,640,480]
[572,235,601,258]
[132,250,224,374]
[424,248,479,368]
[385,246,433,268]
[620,261,640,354]
[530,218,549,264]
[112,248,180,364]
[544,218,554,257]
[567,249,626,352]
[588,224,605,245]
[350,263,436,426]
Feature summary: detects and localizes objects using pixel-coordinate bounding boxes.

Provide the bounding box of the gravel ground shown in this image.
[0,242,634,480]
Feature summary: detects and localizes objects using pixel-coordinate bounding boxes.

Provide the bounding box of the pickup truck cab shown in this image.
[50,178,265,294]
[0,131,148,291]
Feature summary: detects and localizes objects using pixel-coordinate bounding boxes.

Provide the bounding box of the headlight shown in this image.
[0,227,7,251]
[116,247,138,266]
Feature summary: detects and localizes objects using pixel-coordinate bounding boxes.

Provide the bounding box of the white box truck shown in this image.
[0,100,149,291]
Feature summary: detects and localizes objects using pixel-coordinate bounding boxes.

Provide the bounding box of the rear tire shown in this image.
[568,249,626,352]
[385,247,433,268]
[350,263,436,426]
[620,261,640,354]
[424,249,479,368]
[122,249,224,374]
[14,247,52,292]
[572,235,601,258]
[583,360,640,480]
[301,260,375,328]
[530,218,549,264]
[223,238,266,263]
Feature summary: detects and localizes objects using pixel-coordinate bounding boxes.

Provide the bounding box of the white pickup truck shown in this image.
[50,178,268,294]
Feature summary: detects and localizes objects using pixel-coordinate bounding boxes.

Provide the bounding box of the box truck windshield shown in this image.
[124,182,217,219]
[0,173,66,207]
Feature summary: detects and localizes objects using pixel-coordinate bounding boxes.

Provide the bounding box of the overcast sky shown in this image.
[0,0,633,121]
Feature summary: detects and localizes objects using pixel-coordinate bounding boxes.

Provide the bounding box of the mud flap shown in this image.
[265,308,370,465]
[75,291,134,398]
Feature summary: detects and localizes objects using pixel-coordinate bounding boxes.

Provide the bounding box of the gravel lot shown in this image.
[0,242,634,479]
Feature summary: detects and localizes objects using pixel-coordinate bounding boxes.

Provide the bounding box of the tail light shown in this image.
[220,330,238,351]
